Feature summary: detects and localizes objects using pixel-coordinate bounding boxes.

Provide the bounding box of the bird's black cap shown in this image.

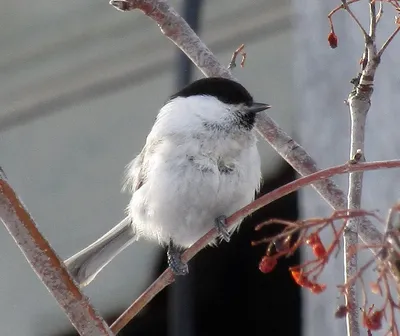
[170,77,254,106]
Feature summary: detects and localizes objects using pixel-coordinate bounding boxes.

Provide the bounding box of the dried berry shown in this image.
[306,233,327,259]
[328,31,338,48]
[259,256,277,273]
[290,270,312,288]
[310,283,326,294]
[334,305,348,319]
[363,308,383,331]
[290,269,326,294]
[369,282,382,295]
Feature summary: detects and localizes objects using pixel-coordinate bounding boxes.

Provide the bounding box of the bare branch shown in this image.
[0,170,113,336]
[342,0,369,37]
[369,0,377,40]
[228,44,247,70]
[344,98,367,336]
[384,204,400,250]
[342,3,379,333]
[376,1,384,25]
[377,25,400,57]
[383,204,400,293]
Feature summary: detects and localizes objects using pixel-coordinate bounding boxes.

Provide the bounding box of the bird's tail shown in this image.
[64,217,136,287]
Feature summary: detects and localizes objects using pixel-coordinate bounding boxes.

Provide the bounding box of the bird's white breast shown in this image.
[125,96,261,247]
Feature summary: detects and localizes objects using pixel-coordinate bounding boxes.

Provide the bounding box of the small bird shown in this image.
[65,77,270,286]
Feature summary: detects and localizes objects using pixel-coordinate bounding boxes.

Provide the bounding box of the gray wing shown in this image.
[122,148,146,193]
[122,138,162,193]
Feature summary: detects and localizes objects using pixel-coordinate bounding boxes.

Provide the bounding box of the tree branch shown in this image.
[0,170,114,336]
[343,3,378,334]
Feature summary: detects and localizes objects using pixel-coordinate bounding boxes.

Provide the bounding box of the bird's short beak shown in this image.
[247,102,271,113]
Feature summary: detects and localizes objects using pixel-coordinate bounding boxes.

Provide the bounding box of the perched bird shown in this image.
[65,77,270,286]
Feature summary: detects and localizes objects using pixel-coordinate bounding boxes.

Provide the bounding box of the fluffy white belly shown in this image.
[127,144,260,248]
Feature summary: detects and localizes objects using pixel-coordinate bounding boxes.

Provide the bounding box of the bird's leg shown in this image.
[215,215,231,242]
[167,240,189,276]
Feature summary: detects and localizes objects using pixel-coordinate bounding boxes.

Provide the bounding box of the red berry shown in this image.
[335,305,348,319]
[259,256,277,273]
[312,244,327,258]
[310,283,326,294]
[306,233,327,259]
[328,31,338,48]
[363,309,383,330]
[369,282,382,295]
[290,270,312,288]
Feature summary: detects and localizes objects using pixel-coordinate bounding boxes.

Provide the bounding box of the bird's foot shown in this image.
[167,241,189,276]
[215,215,231,242]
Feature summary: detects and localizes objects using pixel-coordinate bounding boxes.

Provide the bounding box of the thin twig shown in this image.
[369,1,377,40]
[328,0,360,26]
[377,25,400,57]
[342,0,370,37]
[376,1,384,25]
[228,44,246,70]
[384,205,400,292]
[384,205,400,248]
[0,170,114,336]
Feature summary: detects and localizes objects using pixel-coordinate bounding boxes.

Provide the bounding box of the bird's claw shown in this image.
[167,241,189,276]
[215,215,231,242]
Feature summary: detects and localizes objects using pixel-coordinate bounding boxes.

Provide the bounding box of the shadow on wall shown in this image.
[56,162,301,336]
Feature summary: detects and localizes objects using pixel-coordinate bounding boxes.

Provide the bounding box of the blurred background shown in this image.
[0,0,300,335]
[1,0,398,334]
